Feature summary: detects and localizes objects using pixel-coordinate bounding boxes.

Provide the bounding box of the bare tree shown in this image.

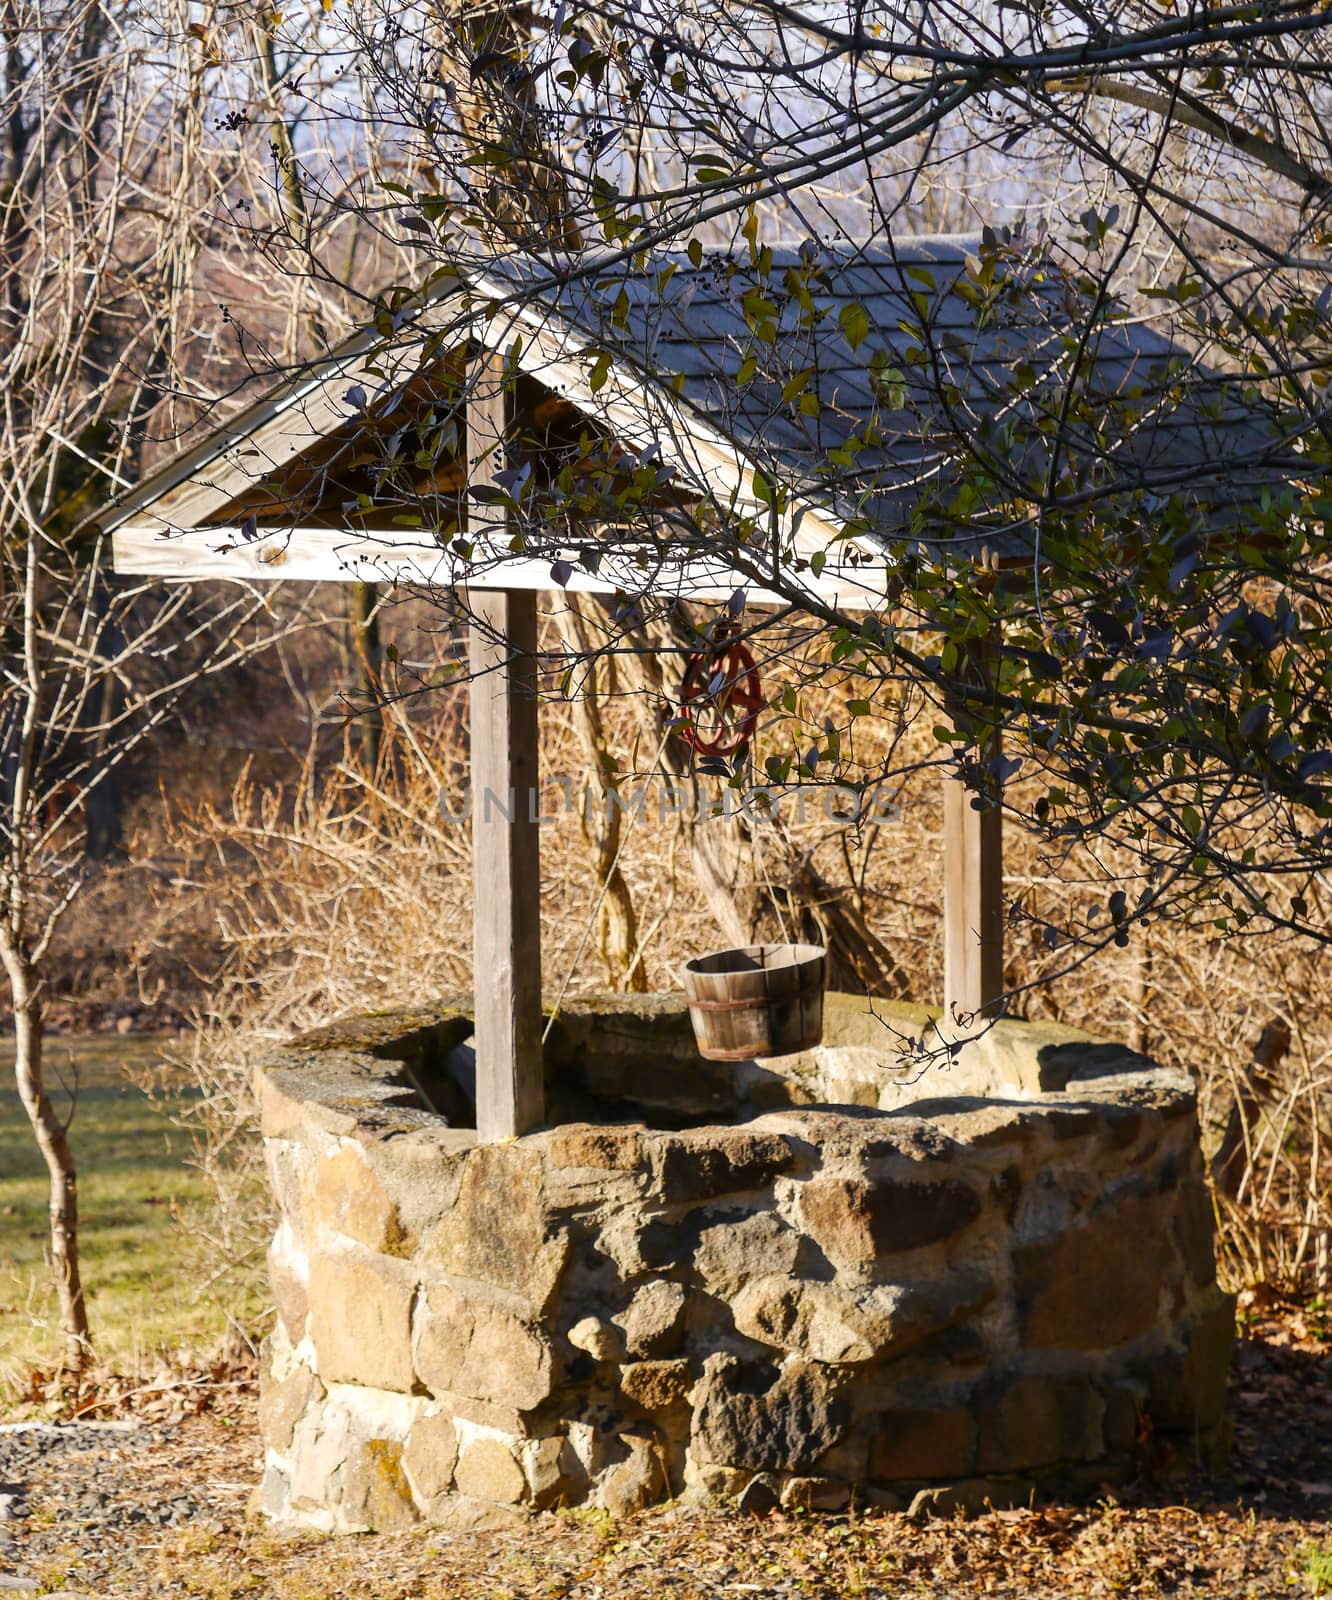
[0,0,323,1368]
[290,0,1332,973]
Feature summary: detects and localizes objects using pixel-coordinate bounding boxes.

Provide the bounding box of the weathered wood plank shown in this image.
[468,356,545,1141]
[110,522,886,608]
[942,637,1004,1021]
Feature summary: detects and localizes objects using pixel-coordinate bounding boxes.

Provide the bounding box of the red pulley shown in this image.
[678,641,763,757]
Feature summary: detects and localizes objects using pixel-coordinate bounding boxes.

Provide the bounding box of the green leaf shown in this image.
[839,302,870,351]
[687,238,703,269]
[781,367,814,404]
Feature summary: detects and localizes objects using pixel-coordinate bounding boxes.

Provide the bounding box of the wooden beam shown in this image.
[942,637,1004,1021]
[467,356,545,1140]
[110,523,886,609]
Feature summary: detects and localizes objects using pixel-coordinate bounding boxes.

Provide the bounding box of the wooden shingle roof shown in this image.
[103,233,1297,601]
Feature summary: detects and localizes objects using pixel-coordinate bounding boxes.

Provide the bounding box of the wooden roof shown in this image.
[103,235,1296,604]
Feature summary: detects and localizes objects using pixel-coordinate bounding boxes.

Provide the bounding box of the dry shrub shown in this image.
[161,630,1329,1310]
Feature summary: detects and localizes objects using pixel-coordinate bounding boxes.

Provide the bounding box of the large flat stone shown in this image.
[872,1406,975,1482]
[402,1409,459,1509]
[311,1144,406,1253]
[975,1374,1104,1473]
[693,1356,850,1473]
[307,1251,416,1392]
[656,1130,794,1205]
[1014,1189,1167,1350]
[414,1283,554,1411]
[454,1438,528,1506]
[732,1274,992,1365]
[798,1176,982,1267]
[428,1145,569,1314]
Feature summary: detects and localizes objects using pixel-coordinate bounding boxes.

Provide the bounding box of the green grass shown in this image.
[1306,1542,1332,1597]
[0,1035,262,1386]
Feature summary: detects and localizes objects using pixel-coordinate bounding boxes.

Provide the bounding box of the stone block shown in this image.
[736,1473,782,1514]
[546,1124,645,1172]
[975,1374,1104,1474]
[525,1436,586,1509]
[781,1476,851,1512]
[259,1350,323,1453]
[267,1230,309,1343]
[311,1144,406,1253]
[402,1410,459,1509]
[732,1274,992,1366]
[253,1462,292,1522]
[428,1144,569,1315]
[600,1432,666,1517]
[908,1476,1036,1519]
[798,1176,981,1268]
[307,1250,416,1392]
[264,1140,312,1232]
[257,1068,328,1139]
[694,1209,802,1294]
[1014,1189,1167,1350]
[614,1278,688,1358]
[433,1494,529,1532]
[682,1460,751,1503]
[1101,1383,1145,1454]
[569,1317,623,1361]
[414,1283,554,1411]
[693,1356,850,1473]
[657,1130,794,1205]
[1180,1294,1235,1428]
[342,1437,419,1532]
[872,1406,975,1482]
[620,1359,693,1412]
[288,1401,348,1515]
[361,1127,474,1238]
[454,1438,528,1506]
[1172,1179,1219,1288]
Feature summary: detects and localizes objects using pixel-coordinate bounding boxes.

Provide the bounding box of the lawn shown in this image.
[0,1034,262,1391]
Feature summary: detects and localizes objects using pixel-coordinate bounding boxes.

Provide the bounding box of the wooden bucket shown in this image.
[682,943,826,1061]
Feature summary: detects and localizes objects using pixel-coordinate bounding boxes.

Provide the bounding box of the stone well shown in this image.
[254,995,1233,1530]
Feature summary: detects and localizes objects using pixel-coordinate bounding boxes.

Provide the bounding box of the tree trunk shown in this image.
[552,602,646,991]
[5,950,89,1372]
[350,579,383,771]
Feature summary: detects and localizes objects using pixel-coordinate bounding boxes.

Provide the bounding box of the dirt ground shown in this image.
[0,1300,1328,1600]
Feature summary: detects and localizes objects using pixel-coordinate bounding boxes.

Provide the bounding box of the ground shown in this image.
[0,1300,1329,1599]
[3,1043,1331,1596]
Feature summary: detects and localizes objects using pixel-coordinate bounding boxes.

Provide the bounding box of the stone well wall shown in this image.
[254,995,1233,1530]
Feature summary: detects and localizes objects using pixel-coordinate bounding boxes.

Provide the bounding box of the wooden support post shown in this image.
[942,636,1004,1021]
[467,355,545,1141]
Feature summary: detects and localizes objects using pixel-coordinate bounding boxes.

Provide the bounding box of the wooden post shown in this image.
[467,354,545,1140]
[942,636,1004,1020]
